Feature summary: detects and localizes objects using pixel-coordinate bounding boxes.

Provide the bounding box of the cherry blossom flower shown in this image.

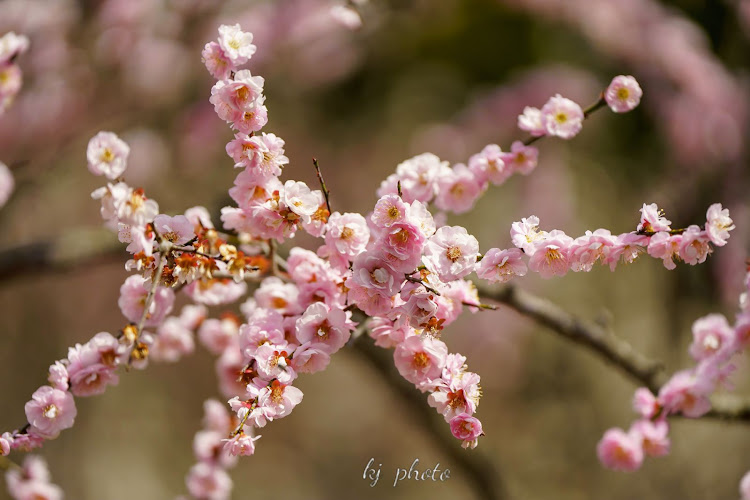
[540,94,584,139]
[186,462,233,500]
[325,212,369,258]
[630,419,670,457]
[435,163,483,214]
[87,131,130,179]
[637,203,672,233]
[422,226,479,281]
[5,455,63,500]
[152,317,195,362]
[517,106,546,136]
[468,144,510,186]
[658,369,714,418]
[501,141,538,175]
[378,153,446,203]
[476,248,527,283]
[605,75,643,113]
[689,314,735,362]
[295,302,354,353]
[198,316,239,355]
[510,216,547,253]
[632,388,660,419]
[223,431,261,457]
[528,231,573,278]
[202,41,232,80]
[393,335,448,389]
[118,275,175,326]
[596,428,643,472]
[705,203,734,246]
[154,214,195,245]
[217,24,256,66]
[647,232,681,270]
[24,386,77,439]
[449,413,484,449]
[678,225,711,265]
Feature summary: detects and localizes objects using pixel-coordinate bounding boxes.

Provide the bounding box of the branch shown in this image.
[351,334,508,500]
[477,284,750,422]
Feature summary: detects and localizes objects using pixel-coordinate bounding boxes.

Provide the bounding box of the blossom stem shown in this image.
[312,158,332,215]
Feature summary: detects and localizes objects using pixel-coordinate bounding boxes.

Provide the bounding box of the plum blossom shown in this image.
[540,94,584,139]
[422,226,479,281]
[632,388,660,419]
[528,231,573,278]
[705,203,734,246]
[605,75,643,113]
[510,216,547,253]
[154,214,195,245]
[637,203,671,233]
[468,144,510,185]
[202,41,232,80]
[596,428,643,472]
[186,462,232,500]
[118,275,175,326]
[658,369,714,418]
[5,455,63,500]
[630,419,670,457]
[295,302,354,353]
[324,212,369,259]
[689,314,735,362]
[87,132,130,179]
[217,24,256,66]
[152,317,195,362]
[223,431,261,457]
[517,106,546,136]
[476,248,527,283]
[501,141,538,175]
[435,163,483,214]
[24,386,77,439]
[647,232,681,270]
[393,335,448,389]
[449,413,484,449]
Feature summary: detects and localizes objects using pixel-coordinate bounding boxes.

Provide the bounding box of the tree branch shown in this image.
[477,284,750,422]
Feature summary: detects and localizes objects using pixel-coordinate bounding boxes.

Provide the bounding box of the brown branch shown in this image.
[351,333,508,500]
[477,284,750,422]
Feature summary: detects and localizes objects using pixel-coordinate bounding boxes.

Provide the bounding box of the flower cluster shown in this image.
[5,455,62,500]
[597,264,750,472]
[0,32,28,114]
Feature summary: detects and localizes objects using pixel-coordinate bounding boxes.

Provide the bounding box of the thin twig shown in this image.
[312,158,332,215]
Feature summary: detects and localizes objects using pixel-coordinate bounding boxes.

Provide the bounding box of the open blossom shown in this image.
[24,386,77,439]
[290,342,331,374]
[154,214,195,245]
[632,388,660,419]
[186,462,232,500]
[637,203,671,233]
[449,413,483,449]
[647,232,681,270]
[689,313,735,362]
[596,428,643,472]
[351,252,402,297]
[248,379,304,426]
[201,41,232,80]
[705,203,734,246]
[87,132,130,179]
[501,141,538,175]
[0,161,14,208]
[422,226,479,281]
[66,332,123,397]
[393,335,448,388]
[325,212,369,258]
[295,302,354,353]
[678,225,711,265]
[631,419,670,457]
[528,231,573,278]
[476,248,527,283]
[540,94,584,139]
[118,274,175,326]
[378,153,445,203]
[435,163,483,214]
[569,229,616,272]
[428,371,481,422]
[152,317,195,362]
[217,24,256,66]
[605,75,643,113]
[223,431,261,457]
[517,106,546,136]
[371,194,409,228]
[658,369,714,418]
[226,132,288,178]
[510,216,547,253]
[468,144,510,185]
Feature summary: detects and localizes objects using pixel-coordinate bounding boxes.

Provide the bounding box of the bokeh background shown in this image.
[1,0,750,498]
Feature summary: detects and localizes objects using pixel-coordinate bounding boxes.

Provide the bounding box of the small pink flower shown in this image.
[422,226,479,281]
[379,153,445,203]
[198,316,239,355]
[0,161,14,208]
[647,232,681,270]
[607,232,647,270]
[217,24,256,66]
[223,431,261,457]
[5,455,63,500]
[637,203,671,233]
[295,302,353,353]
[501,141,538,175]
[476,248,527,283]
[678,225,711,265]
[605,75,643,113]
[688,315,734,364]
[528,232,573,278]
[87,131,130,179]
[569,229,616,272]
[254,344,297,384]
[185,462,232,500]
[118,275,175,326]
[154,214,195,245]
[632,388,660,419]
[253,277,302,315]
[325,212,369,259]
[368,316,412,348]
[47,362,68,391]
[658,369,714,418]
[24,386,77,439]
[201,41,232,80]
[705,203,734,246]
[382,222,426,271]
[540,94,584,139]
[428,371,481,422]
[193,430,236,468]
[434,163,483,214]
[226,132,288,178]
[596,428,643,472]
[468,144,510,186]
[449,413,484,449]
[152,317,195,363]
[283,180,320,222]
[510,216,546,253]
[290,342,331,374]
[630,419,670,457]
[351,252,403,296]
[249,379,304,425]
[203,399,231,434]
[393,335,448,389]
[517,106,546,136]
[66,332,123,397]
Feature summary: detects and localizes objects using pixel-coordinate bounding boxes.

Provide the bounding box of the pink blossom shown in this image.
[290,342,331,374]
[87,131,130,179]
[402,292,439,329]
[517,106,546,136]
[468,144,510,186]
[678,225,711,265]
[295,302,353,353]
[437,280,479,325]
[325,212,369,259]
[378,153,446,203]
[371,194,409,228]
[238,309,286,358]
[607,232,648,269]
[351,252,402,297]
[254,277,302,315]
[0,32,30,64]
[66,332,123,397]
[637,203,672,233]
[569,229,616,272]
[8,433,44,452]
[184,206,214,230]
[428,371,481,422]
[368,316,412,348]
[510,216,547,253]
[434,163,483,214]
[226,132,288,178]
[5,455,63,500]
[210,73,264,122]
[393,335,448,389]
[476,248,527,283]
[198,317,239,355]
[47,362,68,391]
[449,413,484,449]
[215,346,247,398]
[596,428,643,472]
[185,462,232,500]
[217,24,256,66]
[24,386,77,439]
[223,431,261,457]
[630,419,670,457]
[193,430,236,468]
[658,369,714,418]
[540,94,584,139]
[528,232,573,278]
[183,278,247,306]
[501,141,538,175]
[153,214,195,245]
[253,343,297,384]
[118,275,175,326]
[605,75,643,113]
[0,161,14,208]
[705,203,734,246]
[203,399,231,434]
[248,379,304,426]
[422,226,479,281]
[689,313,735,362]
[381,222,426,272]
[152,317,195,362]
[179,304,208,330]
[232,97,268,134]
[632,388,660,419]
[647,232,681,270]
[201,41,232,80]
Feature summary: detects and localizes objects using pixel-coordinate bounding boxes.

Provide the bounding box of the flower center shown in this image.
[43,404,58,419]
[616,87,630,100]
[101,148,115,163]
[340,227,354,240]
[445,246,462,262]
[555,112,568,124]
[413,352,430,369]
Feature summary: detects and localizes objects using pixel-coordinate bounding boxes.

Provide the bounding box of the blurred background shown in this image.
[1,0,750,498]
